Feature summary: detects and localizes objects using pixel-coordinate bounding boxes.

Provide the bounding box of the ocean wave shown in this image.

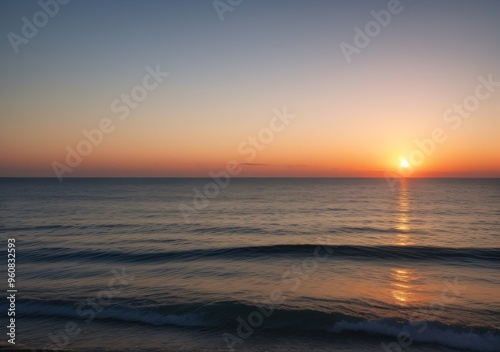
[190,226,268,234]
[330,226,406,234]
[21,244,500,263]
[8,299,499,351]
[332,320,500,351]
[0,223,137,232]
[0,224,70,231]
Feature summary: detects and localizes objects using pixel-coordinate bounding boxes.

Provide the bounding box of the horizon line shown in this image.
[1,176,499,180]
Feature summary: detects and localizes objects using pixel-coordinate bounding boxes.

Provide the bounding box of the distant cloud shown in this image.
[241,163,270,166]
[242,163,309,168]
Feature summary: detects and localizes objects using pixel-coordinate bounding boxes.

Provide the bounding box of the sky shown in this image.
[0,0,499,178]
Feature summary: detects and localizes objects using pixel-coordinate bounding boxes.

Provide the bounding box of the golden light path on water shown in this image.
[391,179,415,306]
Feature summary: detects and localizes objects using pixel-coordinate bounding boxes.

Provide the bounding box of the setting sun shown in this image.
[400,158,410,169]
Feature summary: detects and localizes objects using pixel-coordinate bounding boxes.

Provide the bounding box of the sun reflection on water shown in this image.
[390,268,414,305]
[390,180,416,305]
[395,179,413,246]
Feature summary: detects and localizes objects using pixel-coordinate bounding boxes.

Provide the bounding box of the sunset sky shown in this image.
[1,0,499,178]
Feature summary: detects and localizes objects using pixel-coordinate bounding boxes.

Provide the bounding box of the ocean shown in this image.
[0,178,499,352]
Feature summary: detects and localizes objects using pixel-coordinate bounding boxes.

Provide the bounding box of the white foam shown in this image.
[332,320,500,351]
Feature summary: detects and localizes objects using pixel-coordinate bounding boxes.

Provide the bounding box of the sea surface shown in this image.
[0,178,499,352]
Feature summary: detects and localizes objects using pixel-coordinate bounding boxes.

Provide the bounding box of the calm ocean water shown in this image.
[0,178,499,352]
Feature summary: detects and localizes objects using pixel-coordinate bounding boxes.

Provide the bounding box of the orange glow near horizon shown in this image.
[1,138,499,178]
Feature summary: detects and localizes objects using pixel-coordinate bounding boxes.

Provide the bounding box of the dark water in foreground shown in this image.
[0,178,499,352]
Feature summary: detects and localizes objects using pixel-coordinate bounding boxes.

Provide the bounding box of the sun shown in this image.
[400,158,410,169]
